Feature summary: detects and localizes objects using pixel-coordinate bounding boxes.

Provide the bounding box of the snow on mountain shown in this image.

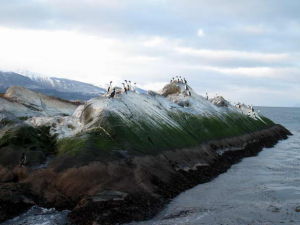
[29,76,104,94]
[0,71,105,100]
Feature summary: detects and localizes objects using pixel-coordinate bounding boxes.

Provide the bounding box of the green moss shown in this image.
[99,111,274,154]
[57,127,120,161]
[0,125,57,154]
[57,137,86,156]
[57,110,275,161]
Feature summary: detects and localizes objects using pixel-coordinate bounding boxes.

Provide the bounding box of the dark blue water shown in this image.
[2,107,300,225]
[129,107,300,225]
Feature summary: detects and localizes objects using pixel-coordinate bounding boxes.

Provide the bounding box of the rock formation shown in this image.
[0,82,292,225]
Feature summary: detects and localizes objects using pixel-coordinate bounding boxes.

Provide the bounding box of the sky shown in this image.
[0,0,299,106]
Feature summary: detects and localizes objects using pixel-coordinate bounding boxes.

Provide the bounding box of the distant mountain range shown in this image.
[0,71,106,101]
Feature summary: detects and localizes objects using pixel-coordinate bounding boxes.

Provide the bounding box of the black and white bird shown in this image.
[122,83,127,94]
[127,81,131,91]
[109,88,116,98]
[107,81,112,93]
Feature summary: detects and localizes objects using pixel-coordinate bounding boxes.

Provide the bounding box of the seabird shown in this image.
[109,88,116,98]
[127,81,131,91]
[122,83,127,94]
[107,81,113,93]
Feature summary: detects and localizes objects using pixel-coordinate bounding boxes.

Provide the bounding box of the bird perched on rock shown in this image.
[107,81,112,93]
[133,82,137,91]
[109,88,116,98]
[122,83,127,94]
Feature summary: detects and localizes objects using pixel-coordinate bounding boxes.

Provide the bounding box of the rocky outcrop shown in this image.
[210,96,229,107]
[4,86,79,116]
[0,82,293,225]
[0,124,292,225]
[67,124,291,225]
[161,83,181,97]
[0,183,37,222]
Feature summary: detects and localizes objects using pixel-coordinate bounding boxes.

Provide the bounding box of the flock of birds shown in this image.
[106,80,137,98]
[106,76,193,98]
[104,77,255,117]
[170,76,192,96]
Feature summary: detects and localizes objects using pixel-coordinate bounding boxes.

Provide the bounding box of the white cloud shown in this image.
[197,29,205,37]
[0,24,299,106]
[174,46,290,62]
[201,66,300,80]
[242,25,268,34]
[143,36,167,47]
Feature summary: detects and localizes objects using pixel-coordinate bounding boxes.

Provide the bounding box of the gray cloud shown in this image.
[0,0,299,106]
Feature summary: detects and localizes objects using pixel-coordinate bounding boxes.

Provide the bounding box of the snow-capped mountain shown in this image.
[0,71,105,100]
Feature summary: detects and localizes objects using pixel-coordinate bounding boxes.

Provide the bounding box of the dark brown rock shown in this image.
[68,124,291,225]
[0,183,36,222]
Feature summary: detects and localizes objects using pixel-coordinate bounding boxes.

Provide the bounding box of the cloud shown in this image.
[197,29,205,37]
[241,25,269,35]
[174,47,290,62]
[200,66,300,80]
[143,36,167,47]
[0,0,299,106]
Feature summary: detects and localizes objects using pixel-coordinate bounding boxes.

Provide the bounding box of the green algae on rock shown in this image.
[0,82,291,225]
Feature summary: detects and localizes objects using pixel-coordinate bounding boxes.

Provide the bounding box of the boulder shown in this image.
[69,190,162,225]
[161,83,181,97]
[0,183,36,222]
[210,96,229,107]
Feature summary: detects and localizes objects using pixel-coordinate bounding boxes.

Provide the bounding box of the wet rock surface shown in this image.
[0,183,36,222]
[0,124,291,225]
[1,206,69,225]
[67,124,291,225]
